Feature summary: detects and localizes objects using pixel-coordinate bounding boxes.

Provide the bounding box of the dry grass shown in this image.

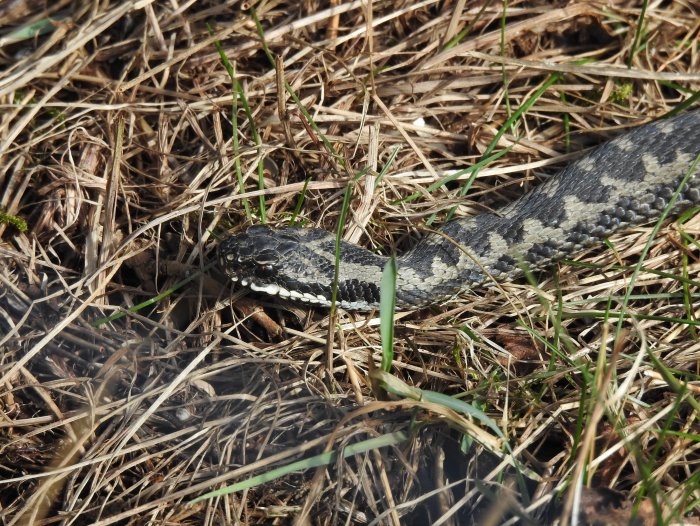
[1,0,699,524]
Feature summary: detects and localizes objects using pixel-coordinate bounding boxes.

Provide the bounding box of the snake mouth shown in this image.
[219,247,331,305]
[225,273,332,306]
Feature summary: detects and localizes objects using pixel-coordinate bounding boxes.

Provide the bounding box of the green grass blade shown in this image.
[0,12,68,46]
[251,10,344,169]
[289,177,311,225]
[189,430,410,503]
[441,72,561,222]
[92,264,212,326]
[379,256,397,371]
[330,169,369,314]
[208,25,266,223]
[209,27,252,220]
[374,370,506,441]
[397,146,513,206]
[626,0,649,68]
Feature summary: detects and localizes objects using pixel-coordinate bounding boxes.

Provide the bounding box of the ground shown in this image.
[0,0,699,525]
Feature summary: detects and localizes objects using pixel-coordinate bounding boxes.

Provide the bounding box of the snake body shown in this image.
[219,110,700,311]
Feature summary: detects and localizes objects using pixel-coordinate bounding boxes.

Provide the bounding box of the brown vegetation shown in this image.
[1,0,699,524]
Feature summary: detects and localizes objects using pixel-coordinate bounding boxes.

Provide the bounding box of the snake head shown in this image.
[217,225,338,305]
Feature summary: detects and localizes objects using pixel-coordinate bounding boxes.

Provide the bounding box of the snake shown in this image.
[218,110,700,311]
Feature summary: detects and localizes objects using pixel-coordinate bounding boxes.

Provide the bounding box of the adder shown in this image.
[218,110,700,311]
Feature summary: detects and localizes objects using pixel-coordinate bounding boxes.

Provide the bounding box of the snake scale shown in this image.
[219,110,700,311]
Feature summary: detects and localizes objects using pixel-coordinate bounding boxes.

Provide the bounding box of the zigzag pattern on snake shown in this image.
[219,110,700,311]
